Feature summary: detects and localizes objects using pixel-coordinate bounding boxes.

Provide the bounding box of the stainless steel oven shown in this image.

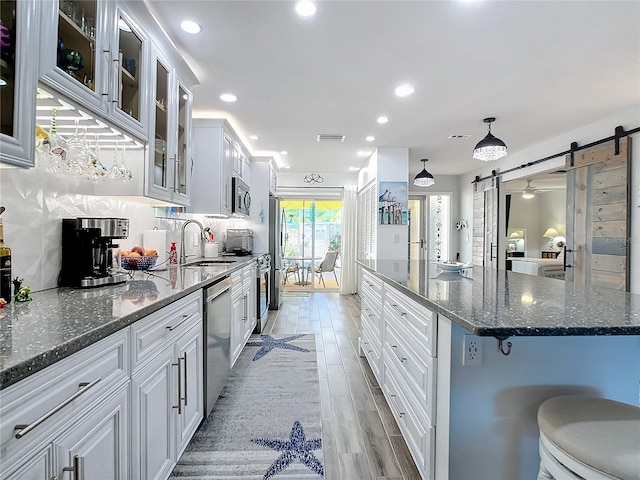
[255,254,270,333]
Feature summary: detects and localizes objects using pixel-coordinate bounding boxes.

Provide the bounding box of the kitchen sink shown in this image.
[185,259,237,266]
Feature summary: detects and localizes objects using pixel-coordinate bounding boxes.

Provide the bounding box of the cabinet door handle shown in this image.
[223,183,229,209]
[101,46,112,100]
[173,357,183,415]
[166,313,194,331]
[14,377,102,439]
[391,345,407,363]
[62,454,84,480]
[389,394,405,418]
[181,353,188,407]
[173,155,179,192]
[112,55,120,105]
[390,304,407,317]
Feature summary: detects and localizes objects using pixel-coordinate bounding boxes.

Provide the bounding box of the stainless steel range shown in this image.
[255,253,270,333]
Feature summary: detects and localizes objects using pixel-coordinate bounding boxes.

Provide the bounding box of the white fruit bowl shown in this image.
[435,261,472,272]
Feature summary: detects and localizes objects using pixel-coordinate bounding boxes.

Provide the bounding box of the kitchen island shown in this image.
[358,259,640,480]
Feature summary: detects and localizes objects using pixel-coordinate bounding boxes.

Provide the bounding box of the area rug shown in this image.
[281,291,311,297]
[170,334,324,479]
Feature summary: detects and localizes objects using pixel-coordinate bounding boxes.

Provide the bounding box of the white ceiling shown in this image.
[144,0,640,179]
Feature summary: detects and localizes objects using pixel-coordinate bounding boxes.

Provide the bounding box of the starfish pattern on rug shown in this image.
[245,334,310,361]
[251,420,324,479]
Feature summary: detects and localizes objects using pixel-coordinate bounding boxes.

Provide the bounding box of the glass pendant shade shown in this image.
[473,117,507,161]
[414,159,435,187]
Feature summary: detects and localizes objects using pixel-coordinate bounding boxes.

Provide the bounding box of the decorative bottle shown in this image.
[0,220,11,304]
[169,241,177,265]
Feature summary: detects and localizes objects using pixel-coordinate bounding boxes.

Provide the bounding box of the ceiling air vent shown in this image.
[317,134,345,142]
[448,134,472,139]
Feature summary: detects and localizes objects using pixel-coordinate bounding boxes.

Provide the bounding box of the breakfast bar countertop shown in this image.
[0,257,255,390]
[358,259,640,337]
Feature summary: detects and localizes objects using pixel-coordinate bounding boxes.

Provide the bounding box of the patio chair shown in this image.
[282,260,299,285]
[308,251,339,287]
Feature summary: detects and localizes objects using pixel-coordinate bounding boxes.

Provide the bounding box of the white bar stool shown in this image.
[537,395,640,480]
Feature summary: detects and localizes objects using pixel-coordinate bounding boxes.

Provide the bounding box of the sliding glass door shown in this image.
[280,199,342,292]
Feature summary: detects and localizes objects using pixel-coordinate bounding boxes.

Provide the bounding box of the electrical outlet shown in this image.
[463,334,482,366]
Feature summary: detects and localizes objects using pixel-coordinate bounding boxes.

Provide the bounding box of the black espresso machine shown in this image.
[60,217,130,288]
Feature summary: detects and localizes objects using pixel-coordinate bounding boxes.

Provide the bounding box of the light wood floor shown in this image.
[265,292,421,480]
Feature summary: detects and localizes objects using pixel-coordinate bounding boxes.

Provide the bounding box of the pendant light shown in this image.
[413,159,435,187]
[473,117,507,161]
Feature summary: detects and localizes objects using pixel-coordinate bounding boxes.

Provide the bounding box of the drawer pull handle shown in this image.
[391,345,407,363]
[14,377,102,439]
[167,313,195,331]
[389,394,405,418]
[391,304,407,316]
[62,454,84,480]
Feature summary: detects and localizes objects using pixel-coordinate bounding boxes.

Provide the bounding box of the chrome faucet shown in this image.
[179,219,207,264]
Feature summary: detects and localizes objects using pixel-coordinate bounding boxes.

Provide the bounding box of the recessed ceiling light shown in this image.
[280,150,289,155]
[249,135,259,140]
[365,135,375,142]
[284,165,291,169]
[394,84,415,97]
[377,116,389,124]
[219,93,237,103]
[180,20,201,34]
[357,151,371,157]
[295,0,317,17]
[349,167,360,171]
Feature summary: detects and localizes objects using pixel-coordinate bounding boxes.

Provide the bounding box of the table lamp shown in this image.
[543,227,559,249]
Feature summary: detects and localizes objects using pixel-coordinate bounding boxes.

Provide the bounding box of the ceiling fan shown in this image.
[521,180,551,199]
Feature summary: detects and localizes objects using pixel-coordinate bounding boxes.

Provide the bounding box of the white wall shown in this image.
[0,161,234,292]
[458,107,640,291]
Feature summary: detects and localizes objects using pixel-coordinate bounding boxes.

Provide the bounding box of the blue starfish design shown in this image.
[252,421,324,479]
[245,334,309,361]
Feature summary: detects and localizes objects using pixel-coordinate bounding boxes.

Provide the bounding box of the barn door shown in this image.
[565,137,630,290]
[472,176,500,268]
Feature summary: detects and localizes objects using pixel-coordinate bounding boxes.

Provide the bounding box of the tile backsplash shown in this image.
[0,163,244,292]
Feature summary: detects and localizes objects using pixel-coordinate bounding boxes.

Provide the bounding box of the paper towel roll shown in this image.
[143,229,167,269]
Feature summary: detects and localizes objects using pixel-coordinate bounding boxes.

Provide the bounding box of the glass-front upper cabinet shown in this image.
[152,58,169,192]
[146,46,193,206]
[39,0,148,140]
[0,0,38,168]
[174,83,191,203]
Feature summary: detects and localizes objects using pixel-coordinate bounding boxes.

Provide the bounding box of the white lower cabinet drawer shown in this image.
[384,286,436,357]
[384,320,436,424]
[0,329,129,469]
[383,360,435,480]
[360,322,381,383]
[130,291,203,371]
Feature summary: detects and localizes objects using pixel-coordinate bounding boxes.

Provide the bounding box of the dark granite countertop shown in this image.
[0,257,256,390]
[358,259,640,337]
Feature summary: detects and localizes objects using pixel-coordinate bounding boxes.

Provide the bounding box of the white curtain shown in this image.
[340,185,358,294]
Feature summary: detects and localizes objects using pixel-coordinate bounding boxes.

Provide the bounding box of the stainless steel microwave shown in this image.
[232,177,251,216]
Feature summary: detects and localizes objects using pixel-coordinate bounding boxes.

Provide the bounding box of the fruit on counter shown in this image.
[120,247,158,257]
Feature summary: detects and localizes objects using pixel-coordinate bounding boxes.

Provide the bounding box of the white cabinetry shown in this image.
[130,290,203,480]
[360,270,384,381]
[146,45,193,206]
[0,0,39,168]
[191,119,250,215]
[0,329,130,480]
[230,264,256,368]
[359,271,438,480]
[39,0,149,140]
[269,162,278,195]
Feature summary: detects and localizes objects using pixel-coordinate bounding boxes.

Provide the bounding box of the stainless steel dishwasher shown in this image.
[204,276,232,418]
